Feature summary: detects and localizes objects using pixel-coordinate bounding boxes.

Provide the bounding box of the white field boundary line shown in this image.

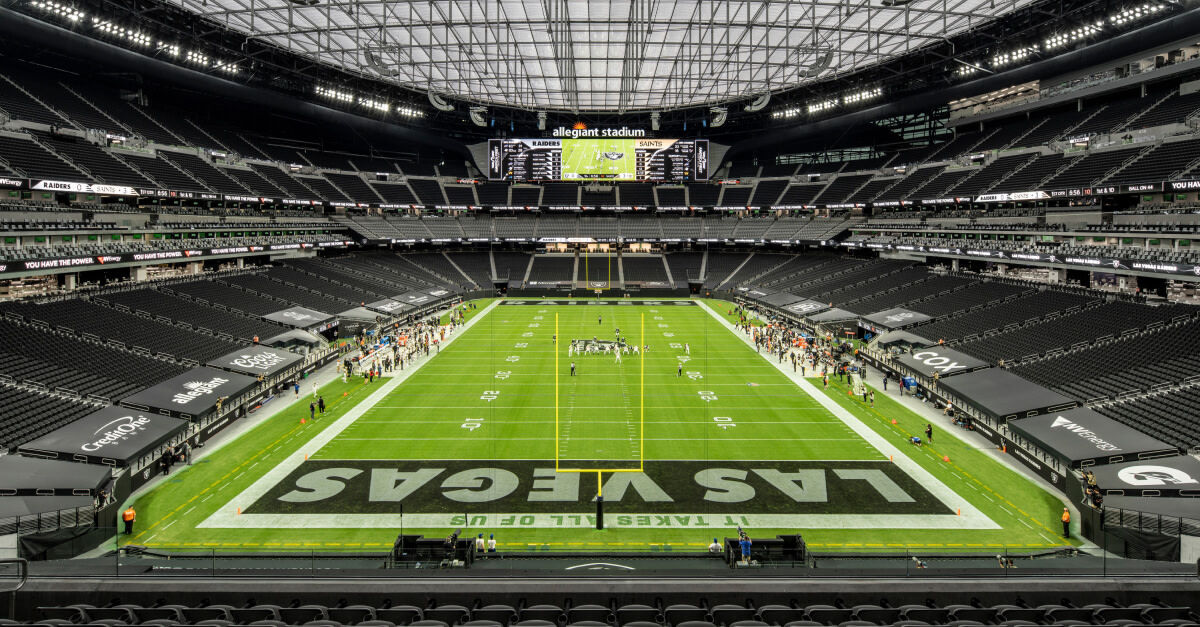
[201,300,996,531]
[198,299,503,528]
[694,300,997,530]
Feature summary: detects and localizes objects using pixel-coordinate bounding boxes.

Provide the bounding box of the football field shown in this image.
[126,299,1077,552]
[562,139,636,179]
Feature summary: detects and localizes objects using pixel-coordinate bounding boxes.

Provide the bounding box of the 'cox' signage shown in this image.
[897,349,989,378]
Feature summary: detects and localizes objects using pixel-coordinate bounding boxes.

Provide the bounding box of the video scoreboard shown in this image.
[487,138,709,182]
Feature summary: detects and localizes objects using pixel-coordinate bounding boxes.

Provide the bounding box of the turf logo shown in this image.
[250,460,950,518]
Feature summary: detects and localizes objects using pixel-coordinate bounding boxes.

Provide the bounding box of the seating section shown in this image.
[493,252,532,286]
[166,280,293,316]
[0,382,98,451]
[0,298,243,363]
[1009,315,1200,403]
[1095,386,1200,450]
[702,252,751,288]
[908,290,1094,344]
[0,133,88,181]
[955,301,1185,364]
[97,288,291,342]
[622,257,669,284]
[0,318,187,401]
[19,597,1200,627]
[222,273,357,314]
[527,256,575,284]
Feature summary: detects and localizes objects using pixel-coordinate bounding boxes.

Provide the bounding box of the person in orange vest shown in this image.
[123,506,136,535]
[1061,507,1071,538]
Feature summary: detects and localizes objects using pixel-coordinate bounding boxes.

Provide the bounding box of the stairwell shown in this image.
[716,253,755,290]
[28,133,91,180]
[1096,145,1158,185]
[1006,118,1048,149]
[1116,89,1178,133]
[1051,106,1108,143]
[58,83,131,136]
[184,119,232,152]
[125,103,187,145]
[979,153,1040,194]
[441,252,478,289]
[521,255,535,287]
[0,73,76,128]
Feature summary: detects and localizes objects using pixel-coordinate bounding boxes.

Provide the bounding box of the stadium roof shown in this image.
[162,0,1039,113]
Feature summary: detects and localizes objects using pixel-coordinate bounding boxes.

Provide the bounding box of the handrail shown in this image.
[0,558,29,621]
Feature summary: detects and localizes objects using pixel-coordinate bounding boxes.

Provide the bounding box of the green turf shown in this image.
[124,298,1078,553]
[562,138,636,180]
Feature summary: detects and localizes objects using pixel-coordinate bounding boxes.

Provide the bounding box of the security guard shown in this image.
[123,506,136,535]
[1061,507,1071,538]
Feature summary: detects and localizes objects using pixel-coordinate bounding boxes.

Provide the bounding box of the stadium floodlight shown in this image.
[395,106,424,118]
[843,88,882,105]
[157,42,180,56]
[31,0,84,21]
[315,85,353,103]
[1109,3,1166,25]
[92,18,152,46]
[772,107,802,119]
[1044,22,1104,50]
[185,50,209,66]
[359,97,391,113]
[952,59,992,77]
[993,45,1038,68]
[214,60,239,75]
[806,98,839,114]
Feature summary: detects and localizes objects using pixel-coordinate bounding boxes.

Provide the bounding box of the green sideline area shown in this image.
[124,298,1076,553]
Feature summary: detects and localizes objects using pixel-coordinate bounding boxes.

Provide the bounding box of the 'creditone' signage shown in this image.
[17,405,189,466]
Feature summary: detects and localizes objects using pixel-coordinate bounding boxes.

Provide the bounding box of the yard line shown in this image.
[334,437,867,442]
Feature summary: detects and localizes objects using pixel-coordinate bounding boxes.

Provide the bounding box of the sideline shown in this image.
[695,300,996,529]
[196,299,503,528]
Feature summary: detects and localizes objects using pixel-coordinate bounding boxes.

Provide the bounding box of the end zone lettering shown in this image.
[248,459,950,516]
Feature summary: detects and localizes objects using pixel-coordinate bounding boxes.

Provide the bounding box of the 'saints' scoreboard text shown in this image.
[488,138,709,182]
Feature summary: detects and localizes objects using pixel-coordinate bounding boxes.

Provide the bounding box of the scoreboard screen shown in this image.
[488,138,709,182]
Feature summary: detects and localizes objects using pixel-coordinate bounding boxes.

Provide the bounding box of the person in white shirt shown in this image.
[475,534,485,553]
[708,538,722,553]
[487,534,497,553]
